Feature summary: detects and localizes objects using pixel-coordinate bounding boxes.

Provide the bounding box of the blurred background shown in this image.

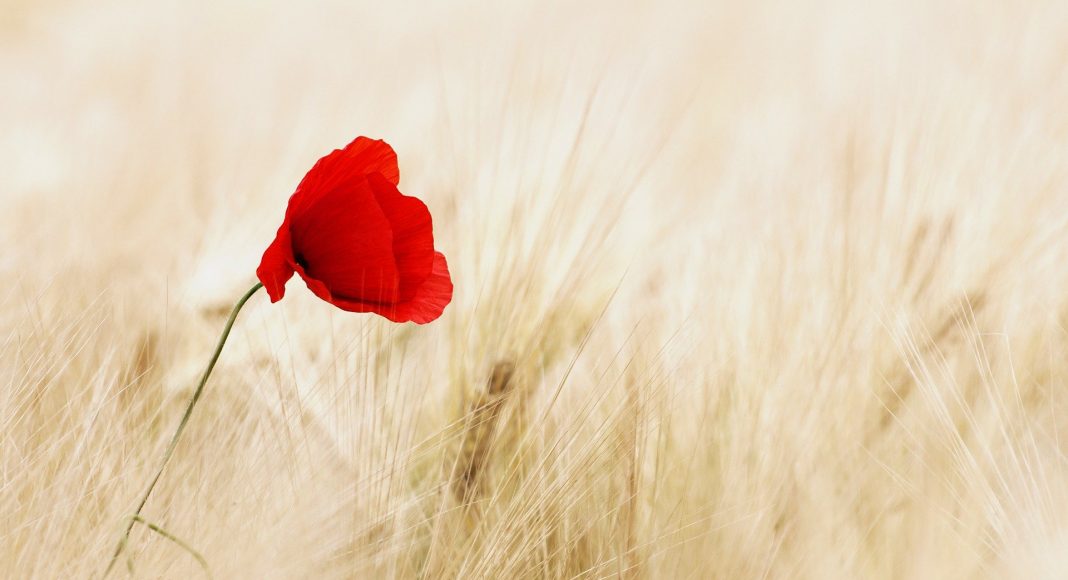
[4,0,1068,577]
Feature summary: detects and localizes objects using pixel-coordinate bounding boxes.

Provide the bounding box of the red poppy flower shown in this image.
[256,137,453,324]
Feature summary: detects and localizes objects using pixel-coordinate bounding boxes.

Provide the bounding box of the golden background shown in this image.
[3,0,1068,577]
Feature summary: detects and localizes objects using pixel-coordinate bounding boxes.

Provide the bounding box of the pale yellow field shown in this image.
[4,0,1068,578]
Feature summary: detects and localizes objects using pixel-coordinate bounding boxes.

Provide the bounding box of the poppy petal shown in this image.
[290,176,400,304]
[366,172,435,302]
[291,261,334,303]
[398,251,453,324]
[327,251,452,324]
[256,223,296,302]
[288,137,400,218]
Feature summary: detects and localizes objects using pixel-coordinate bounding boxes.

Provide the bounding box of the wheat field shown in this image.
[4,0,1068,578]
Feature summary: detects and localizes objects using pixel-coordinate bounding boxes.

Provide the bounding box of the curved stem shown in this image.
[121,515,214,579]
[104,282,263,577]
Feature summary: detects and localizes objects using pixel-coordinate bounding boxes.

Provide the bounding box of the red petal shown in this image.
[290,176,400,304]
[328,251,453,324]
[366,172,435,301]
[256,221,296,302]
[291,261,334,303]
[398,251,453,323]
[288,137,400,218]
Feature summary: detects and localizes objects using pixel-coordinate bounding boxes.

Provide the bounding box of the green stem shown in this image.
[121,515,214,579]
[104,282,263,577]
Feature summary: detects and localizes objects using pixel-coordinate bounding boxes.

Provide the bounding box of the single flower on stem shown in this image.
[258,136,453,323]
[104,136,452,577]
